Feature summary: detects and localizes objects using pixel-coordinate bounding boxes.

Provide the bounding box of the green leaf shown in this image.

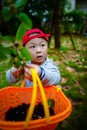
[0,44,11,61]
[1,6,13,22]
[0,52,7,61]
[17,12,32,26]
[13,57,23,67]
[0,35,15,43]
[21,47,32,61]
[14,0,28,11]
[16,23,32,41]
[47,99,55,108]
[16,13,32,41]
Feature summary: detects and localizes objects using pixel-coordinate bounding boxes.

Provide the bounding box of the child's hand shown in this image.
[24,64,41,80]
[12,67,23,78]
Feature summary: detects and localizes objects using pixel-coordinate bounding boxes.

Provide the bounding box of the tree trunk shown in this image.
[49,0,61,49]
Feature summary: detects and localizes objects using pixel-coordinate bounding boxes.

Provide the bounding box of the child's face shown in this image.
[25,37,48,65]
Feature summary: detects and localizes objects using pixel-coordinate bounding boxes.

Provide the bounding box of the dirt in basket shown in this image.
[5,102,55,121]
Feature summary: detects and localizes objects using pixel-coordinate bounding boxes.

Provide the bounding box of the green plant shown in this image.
[0,0,32,41]
[0,41,32,88]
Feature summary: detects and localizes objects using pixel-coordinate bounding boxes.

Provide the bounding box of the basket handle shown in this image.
[24,68,50,128]
[21,76,26,88]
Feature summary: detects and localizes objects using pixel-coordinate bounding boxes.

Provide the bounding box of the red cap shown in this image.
[22,28,51,46]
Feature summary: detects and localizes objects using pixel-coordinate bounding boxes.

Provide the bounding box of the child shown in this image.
[6,28,60,87]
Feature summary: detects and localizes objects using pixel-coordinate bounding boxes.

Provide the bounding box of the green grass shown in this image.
[48,35,87,130]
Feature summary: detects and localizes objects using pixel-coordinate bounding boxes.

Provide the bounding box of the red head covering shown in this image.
[22,28,51,46]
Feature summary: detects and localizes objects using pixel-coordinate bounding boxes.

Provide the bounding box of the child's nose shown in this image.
[36,47,41,52]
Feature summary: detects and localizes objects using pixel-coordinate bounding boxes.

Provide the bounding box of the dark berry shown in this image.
[5,102,55,121]
[49,107,55,116]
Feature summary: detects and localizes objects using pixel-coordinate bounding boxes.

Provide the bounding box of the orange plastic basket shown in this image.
[0,69,72,130]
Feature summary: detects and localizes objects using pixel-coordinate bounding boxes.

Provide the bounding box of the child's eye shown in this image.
[29,46,35,49]
[41,44,45,47]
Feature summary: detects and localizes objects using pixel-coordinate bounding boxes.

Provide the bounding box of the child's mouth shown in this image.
[37,56,42,60]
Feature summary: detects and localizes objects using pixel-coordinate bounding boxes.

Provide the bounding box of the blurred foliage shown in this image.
[1,0,86,36]
[0,0,32,41]
[23,0,55,30]
[62,9,86,34]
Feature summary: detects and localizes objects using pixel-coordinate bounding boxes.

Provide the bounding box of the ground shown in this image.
[48,34,87,130]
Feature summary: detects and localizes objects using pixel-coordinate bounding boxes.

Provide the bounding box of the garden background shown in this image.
[0,0,87,130]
